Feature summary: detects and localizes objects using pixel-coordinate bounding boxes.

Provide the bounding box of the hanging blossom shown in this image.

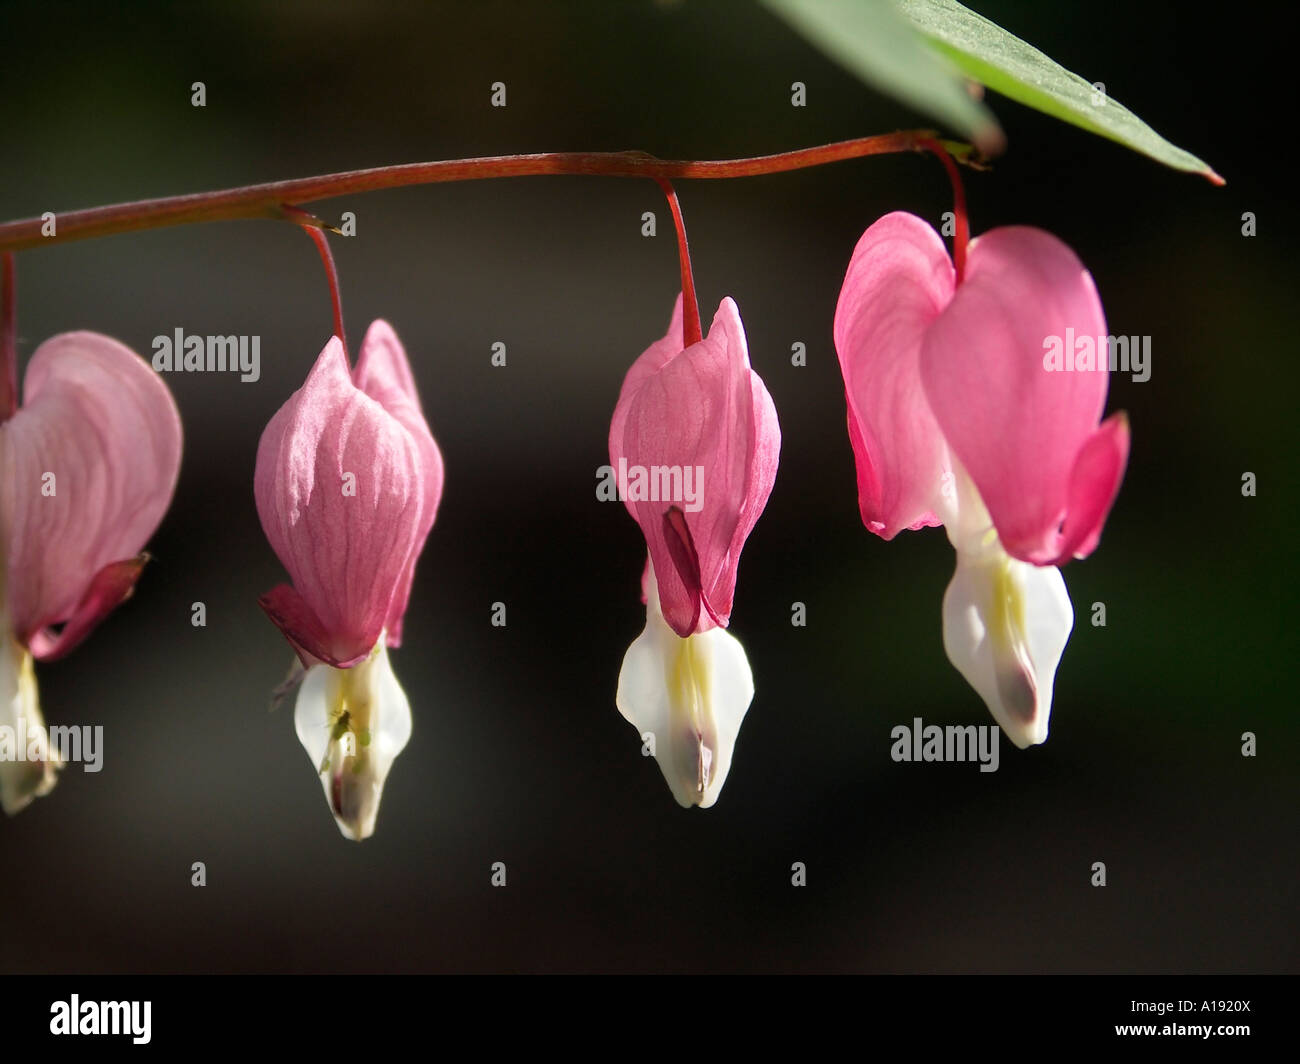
[609,294,780,806]
[834,212,1129,747]
[0,333,182,813]
[255,320,443,840]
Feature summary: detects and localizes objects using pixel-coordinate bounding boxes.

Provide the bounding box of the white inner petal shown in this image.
[0,623,61,816]
[942,545,1073,748]
[936,458,998,557]
[933,461,1075,747]
[293,635,411,840]
[616,563,754,808]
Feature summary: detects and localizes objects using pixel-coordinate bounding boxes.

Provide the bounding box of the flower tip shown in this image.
[994,663,1050,750]
[328,765,383,841]
[360,316,398,346]
[0,755,62,816]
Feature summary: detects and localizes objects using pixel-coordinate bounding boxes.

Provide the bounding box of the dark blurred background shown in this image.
[0,0,1293,973]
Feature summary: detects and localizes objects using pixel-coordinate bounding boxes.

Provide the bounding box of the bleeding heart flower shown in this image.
[834,211,1129,746]
[255,320,443,839]
[0,332,182,814]
[609,294,779,806]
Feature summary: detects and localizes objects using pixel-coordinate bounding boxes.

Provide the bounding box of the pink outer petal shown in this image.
[833,212,954,539]
[254,337,425,665]
[608,294,685,522]
[1057,412,1130,562]
[611,297,780,637]
[352,320,444,646]
[660,506,703,634]
[258,583,368,668]
[28,555,147,661]
[920,226,1123,565]
[713,360,779,618]
[1,332,182,645]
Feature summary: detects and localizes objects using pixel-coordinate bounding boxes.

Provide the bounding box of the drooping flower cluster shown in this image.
[834,212,1129,746]
[0,172,1134,838]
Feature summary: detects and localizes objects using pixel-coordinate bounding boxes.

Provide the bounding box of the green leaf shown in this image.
[759,0,1006,155]
[899,0,1222,182]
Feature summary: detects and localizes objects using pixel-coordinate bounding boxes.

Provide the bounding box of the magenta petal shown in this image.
[661,506,702,635]
[1,332,182,644]
[920,226,1117,565]
[638,556,652,606]
[258,583,367,668]
[608,294,685,523]
[611,297,779,636]
[711,357,779,619]
[1053,411,1130,563]
[833,212,954,539]
[352,320,444,646]
[618,294,686,404]
[254,337,425,664]
[28,555,148,662]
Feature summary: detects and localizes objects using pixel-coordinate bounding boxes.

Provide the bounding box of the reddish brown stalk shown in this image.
[0,132,971,254]
[285,207,347,358]
[1,253,16,420]
[917,136,969,283]
[655,180,702,348]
